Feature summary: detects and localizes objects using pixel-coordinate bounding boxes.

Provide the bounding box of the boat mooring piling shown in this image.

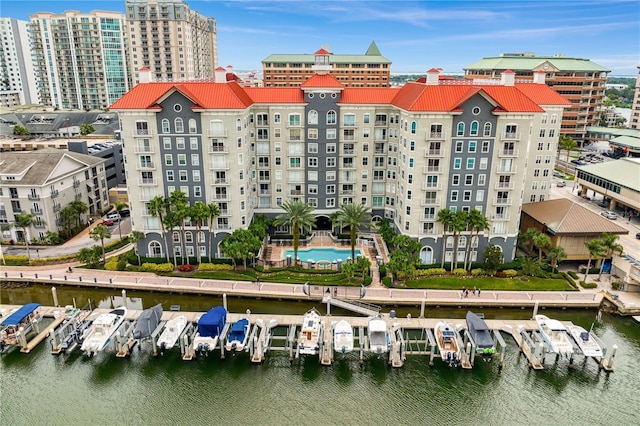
[532,301,539,319]
[122,290,127,309]
[51,287,58,307]
[420,299,425,319]
[223,293,227,311]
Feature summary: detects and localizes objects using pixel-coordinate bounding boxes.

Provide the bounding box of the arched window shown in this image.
[161,118,170,134]
[457,122,465,136]
[411,121,417,134]
[308,110,318,125]
[326,110,336,125]
[198,231,206,243]
[188,119,197,134]
[483,122,491,136]
[458,236,467,248]
[236,118,242,131]
[172,231,180,244]
[148,241,162,258]
[446,236,454,248]
[185,231,193,243]
[174,118,184,133]
[420,246,434,264]
[470,121,479,136]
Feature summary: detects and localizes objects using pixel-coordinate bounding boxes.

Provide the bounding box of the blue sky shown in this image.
[3,0,639,75]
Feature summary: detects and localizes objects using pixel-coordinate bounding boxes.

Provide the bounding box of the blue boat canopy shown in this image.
[1,303,40,326]
[197,306,227,337]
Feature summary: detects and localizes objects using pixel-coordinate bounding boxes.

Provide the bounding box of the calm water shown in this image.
[284,247,362,263]
[1,284,639,425]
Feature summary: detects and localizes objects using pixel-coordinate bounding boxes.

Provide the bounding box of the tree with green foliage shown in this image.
[69,200,88,228]
[335,202,370,261]
[356,255,371,280]
[13,125,30,136]
[274,200,315,267]
[598,233,623,280]
[90,224,111,263]
[559,134,578,173]
[548,246,567,273]
[375,217,395,247]
[207,203,221,260]
[437,209,455,268]
[44,230,62,245]
[520,256,543,277]
[58,206,76,238]
[79,123,95,136]
[13,213,35,261]
[341,260,359,280]
[128,230,145,265]
[114,201,128,240]
[532,232,552,261]
[77,246,102,267]
[392,234,422,254]
[148,196,170,263]
[584,239,605,283]
[220,229,262,269]
[483,244,503,275]
[387,249,418,285]
[169,190,189,264]
[189,201,210,264]
[465,210,489,271]
[249,214,270,240]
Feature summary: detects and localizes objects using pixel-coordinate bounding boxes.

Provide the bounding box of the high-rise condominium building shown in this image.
[464,53,609,145]
[262,42,391,87]
[111,64,569,263]
[29,10,131,110]
[125,0,218,83]
[0,18,39,107]
[630,66,640,130]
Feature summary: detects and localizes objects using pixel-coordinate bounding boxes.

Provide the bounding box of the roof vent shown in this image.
[501,69,515,86]
[138,67,153,84]
[426,68,440,85]
[215,66,227,83]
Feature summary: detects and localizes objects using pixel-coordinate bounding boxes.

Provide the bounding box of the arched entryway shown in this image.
[316,215,332,231]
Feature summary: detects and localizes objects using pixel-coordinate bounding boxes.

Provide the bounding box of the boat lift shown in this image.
[248,319,277,363]
[460,326,507,370]
[49,302,93,355]
[115,320,166,358]
[388,323,405,368]
[181,322,230,360]
[320,319,333,366]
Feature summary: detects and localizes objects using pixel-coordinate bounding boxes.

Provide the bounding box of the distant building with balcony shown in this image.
[262,42,391,88]
[464,52,610,145]
[630,66,640,130]
[0,150,108,242]
[0,18,39,107]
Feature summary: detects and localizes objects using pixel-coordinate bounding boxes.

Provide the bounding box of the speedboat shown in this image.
[0,303,41,353]
[225,317,250,352]
[194,306,227,355]
[132,304,163,340]
[80,307,128,356]
[465,311,495,360]
[333,320,354,354]
[298,308,322,356]
[535,315,574,357]
[435,321,462,367]
[157,315,188,353]
[368,315,389,355]
[567,324,604,357]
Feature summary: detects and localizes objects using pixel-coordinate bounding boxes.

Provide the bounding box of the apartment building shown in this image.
[29,10,132,110]
[111,67,569,263]
[464,52,609,144]
[126,0,218,83]
[0,18,39,107]
[630,66,640,130]
[262,42,391,88]
[0,150,108,242]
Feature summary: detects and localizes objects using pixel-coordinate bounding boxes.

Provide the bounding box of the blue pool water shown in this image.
[284,247,362,263]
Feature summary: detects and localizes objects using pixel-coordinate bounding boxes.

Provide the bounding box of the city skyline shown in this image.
[1,0,638,76]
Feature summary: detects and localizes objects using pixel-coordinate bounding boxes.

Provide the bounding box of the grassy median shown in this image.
[405,276,575,291]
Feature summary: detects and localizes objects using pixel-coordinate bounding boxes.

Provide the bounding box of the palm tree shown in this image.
[437,209,454,268]
[13,213,35,261]
[451,210,468,270]
[335,203,370,261]
[548,246,567,273]
[329,211,341,235]
[128,230,145,265]
[598,233,623,280]
[69,200,88,228]
[532,232,552,261]
[163,212,180,267]
[207,203,221,260]
[169,190,189,264]
[584,239,605,283]
[190,201,210,264]
[114,201,128,240]
[148,196,170,263]
[274,200,316,267]
[464,210,489,271]
[559,134,578,174]
[90,224,111,263]
[518,228,540,256]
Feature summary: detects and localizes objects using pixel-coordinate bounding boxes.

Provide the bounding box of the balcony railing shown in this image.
[30,208,43,215]
[498,149,519,157]
[495,182,515,190]
[339,189,355,195]
[341,176,356,183]
[289,190,303,196]
[420,198,440,206]
[213,193,231,201]
[207,129,228,138]
[213,178,230,185]
[209,162,230,170]
[215,224,232,230]
[420,214,436,221]
[493,198,513,206]
[133,129,153,137]
[424,148,445,157]
[138,178,158,186]
[134,145,154,154]
[75,192,83,200]
[51,189,59,198]
[208,145,229,153]
[73,180,80,188]
[341,148,357,155]
[53,204,61,212]
[374,120,387,127]
[491,214,511,221]
[501,132,520,140]
[423,166,442,173]
[426,131,446,140]
[341,163,356,170]
[421,182,442,190]
[497,166,517,174]
[28,194,40,201]
[136,162,156,170]
[219,209,232,216]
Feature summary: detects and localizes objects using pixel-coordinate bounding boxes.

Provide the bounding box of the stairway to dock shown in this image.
[322,296,380,317]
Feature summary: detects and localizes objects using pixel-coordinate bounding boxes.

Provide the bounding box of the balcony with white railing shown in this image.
[501,132,521,140]
[133,129,153,137]
[339,189,355,195]
[208,145,229,154]
[139,193,158,202]
[423,166,442,174]
[498,149,519,158]
[134,145,154,154]
[51,189,59,198]
[426,131,446,141]
[138,178,158,186]
[420,229,437,236]
[209,161,230,170]
[215,224,232,230]
[421,182,442,190]
[374,148,387,154]
[424,148,445,157]
[421,198,440,206]
[341,148,357,155]
[213,178,230,185]
[213,193,231,201]
[341,176,356,183]
[289,190,304,196]
[30,208,44,215]
[493,198,513,206]
[420,214,436,221]
[341,163,356,170]
[207,129,228,138]
[497,166,517,174]
[219,209,232,217]
[136,162,156,170]
[491,214,511,221]
[495,182,515,190]
[28,194,40,201]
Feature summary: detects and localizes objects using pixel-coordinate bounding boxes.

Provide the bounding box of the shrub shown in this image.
[563,272,578,289]
[104,237,130,253]
[198,263,234,272]
[495,271,507,278]
[471,268,485,277]
[579,281,598,289]
[567,271,579,279]
[363,275,373,285]
[503,269,518,278]
[611,282,620,290]
[2,255,29,266]
[498,259,523,271]
[177,264,195,272]
[104,258,119,271]
[453,268,467,276]
[140,262,174,273]
[414,268,446,277]
[579,267,600,274]
[378,264,387,278]
[382,276,392,287]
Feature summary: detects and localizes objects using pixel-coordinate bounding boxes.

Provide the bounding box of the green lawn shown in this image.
[405,276,575,291]
[185,269,362,286]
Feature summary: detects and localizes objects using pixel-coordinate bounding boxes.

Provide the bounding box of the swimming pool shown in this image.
[284,248,363,263]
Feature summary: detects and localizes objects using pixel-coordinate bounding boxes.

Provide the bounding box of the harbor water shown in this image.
[1,284,639,425]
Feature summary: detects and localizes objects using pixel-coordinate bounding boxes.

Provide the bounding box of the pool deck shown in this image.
[265,233,378,266]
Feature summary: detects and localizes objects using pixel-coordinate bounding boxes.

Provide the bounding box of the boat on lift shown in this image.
[435,321,462,367]
[535,315,574,358]
[333,320,354,354]
[465,311,496,361]
[567,324,603,357]
[132,304,163,340]
[0,303,41,353]
[368,315,389,355]
[225,317,250,353]
[80,307,128,356]
[157,315,188,353]
[194,306,227,355]
[298,308,322,356]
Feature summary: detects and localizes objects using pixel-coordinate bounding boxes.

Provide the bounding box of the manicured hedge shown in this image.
[579,281,598,289]
[2,255,29,266]
[413,268,447,277]
[198,263,234,272]
[579,267,600,274]
[382,276,393,287]
[140,262,174,273]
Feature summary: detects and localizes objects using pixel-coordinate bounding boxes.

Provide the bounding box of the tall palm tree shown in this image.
[464,210,489,271]
[584,239,605,283]
[598,233,623,280]
[532,232,552,261]
[69,200,88,228]
[13,213,35,261]
[548,246,567,273]
[519,227,540,256]
[114,201,128,240]
[148,196,170,263]
[163,212,180,267]
[190,201,210,264]
[451,210,468,270]
[436,209,454,268]
[207,203,221,260]
[90,224,111,263]
[559,134,578,174]
[335,202,370,261]
[169,190,189,264]
[274,200,316,267]
[128,230,145,265]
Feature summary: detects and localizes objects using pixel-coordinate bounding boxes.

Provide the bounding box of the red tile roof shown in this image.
[244,87,305,104]
[340,88,400,104]
[315,48,330,55]
[515,83,573,106]
[301,74,344,88]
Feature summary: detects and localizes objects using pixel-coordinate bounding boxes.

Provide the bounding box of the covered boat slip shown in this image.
[197,306,227,338]
[465,311,496,354]
[0,303,42,351]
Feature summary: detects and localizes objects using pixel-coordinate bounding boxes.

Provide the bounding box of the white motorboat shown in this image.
[333,320,354,354]
[0,303,41,353]
[157,315,188,352]
[80,307,128,356]
[567,324,603,357]
[435,321,462,367]
[535,315,574,357]
[225,317,250,352]
[368,316,389,355]
[298,308,322,356]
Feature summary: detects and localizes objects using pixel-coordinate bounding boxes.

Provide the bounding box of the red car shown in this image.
[102,219,114,226]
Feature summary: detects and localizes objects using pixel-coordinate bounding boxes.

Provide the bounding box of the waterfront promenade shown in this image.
[4,263,639,312]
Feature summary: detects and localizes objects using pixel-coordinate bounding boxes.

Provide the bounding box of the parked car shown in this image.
[553,171,565,178]
[556,181,566,187]
[106,212,120,222]
[119,209,130,218]
[601,211,617,220]
[597,200,609,208]
[636,232,640,240]
[102,219,114,226]
[571,159,588,165]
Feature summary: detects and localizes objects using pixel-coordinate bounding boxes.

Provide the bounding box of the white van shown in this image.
[106,212,120,222]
